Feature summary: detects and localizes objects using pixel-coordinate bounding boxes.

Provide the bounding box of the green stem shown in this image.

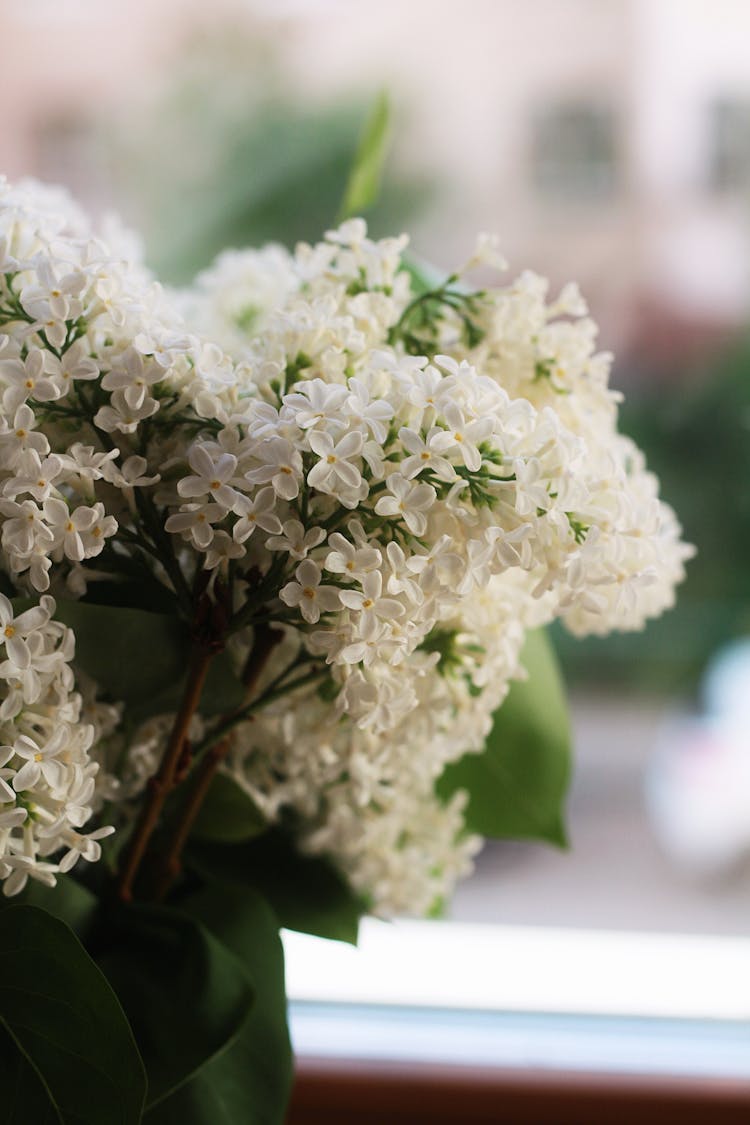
[191,661,323,761]
[389,273,459,336]
[132,489,193,613]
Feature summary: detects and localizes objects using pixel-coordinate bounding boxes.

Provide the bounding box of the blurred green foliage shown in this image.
[555,337,750,694]
[109,28,425,283]
[108,24,740,699]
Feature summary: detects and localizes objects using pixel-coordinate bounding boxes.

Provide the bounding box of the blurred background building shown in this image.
[3,0,750,350]
[3,0,750,932]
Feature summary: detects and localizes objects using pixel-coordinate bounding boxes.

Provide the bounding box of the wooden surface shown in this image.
[287,1057,750,1124]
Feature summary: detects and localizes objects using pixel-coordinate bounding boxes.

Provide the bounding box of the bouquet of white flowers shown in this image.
[0,176,690,1123]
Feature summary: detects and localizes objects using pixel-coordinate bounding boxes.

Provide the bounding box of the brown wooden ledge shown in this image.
[287,1056,750,1124]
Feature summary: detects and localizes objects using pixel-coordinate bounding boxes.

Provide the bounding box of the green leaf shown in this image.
[146,649,244,722]
[437,629,571,845]
[189,828,365,944]
[337,91,391,221]
[400,254,444,296]
[14,875,99,939]
[191,773,268,844]
[13,599,244,722]
[145,885,292,1125]
[28,599,185,710]
[0,905,146,1125]
[96,902,254,1109]
[0,1024,63,1125]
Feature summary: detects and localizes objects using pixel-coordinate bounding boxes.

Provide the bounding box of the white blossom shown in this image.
[375,473,437,536]
[0,177,691,915]
[233,487,283,543]
[280,559,341,624]
[307,430,365,500]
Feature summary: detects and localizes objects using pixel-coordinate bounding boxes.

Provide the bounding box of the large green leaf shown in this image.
[190,828,366,944]
[437,629,571,845]
[337,92,391,221]
[145,884,292,1125]
[0,905,146,1125]
[13,599,244,722]
[96,902,254,1109]
[0,1023,65,1125]
[18,598,185,709]
[191,773,268,844]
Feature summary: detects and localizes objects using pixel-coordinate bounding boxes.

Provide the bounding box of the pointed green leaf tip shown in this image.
[337,91,391,222]
[437,629,572,847]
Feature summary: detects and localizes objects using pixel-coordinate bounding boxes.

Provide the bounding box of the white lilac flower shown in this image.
[165,503,225,550]
[429,404,494,472]
[398,427,457,482]
[3,451,64,502]
[338,571,405,639]
[344,377,393,443]
[0,500,53,557]
[19,260,85,325]
[0,349,61,413]
[43,499,113,563]
[0,178,691,915]
[233,487,283,544]
[177,445,240,510]
[12,730,67,791]
[203,530,245,570]
[374,473,437,536]
[280,559,341,624]
[283,380,349,431]
[244,437,303,501]
[0,592,112,895]
[0,404,49,468]
[307,430,366,499]
[0,593,53,670]
[101,454,160,489]
[58,340,100,389]
[325,532,381,579]
[100,347,163,411]
[266,520,325,560]
[93,391,160,434]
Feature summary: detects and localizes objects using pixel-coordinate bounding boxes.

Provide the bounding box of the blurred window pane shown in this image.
[709,99,750,193]
[34,115,107,203]
[531,100,618,202]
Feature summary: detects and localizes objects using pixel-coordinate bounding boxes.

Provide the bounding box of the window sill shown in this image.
[284,920,750,1123]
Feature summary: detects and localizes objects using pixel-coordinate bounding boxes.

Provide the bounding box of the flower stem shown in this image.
[115,643,214,902]
[150,623,283,900]
[190,661,322,760]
